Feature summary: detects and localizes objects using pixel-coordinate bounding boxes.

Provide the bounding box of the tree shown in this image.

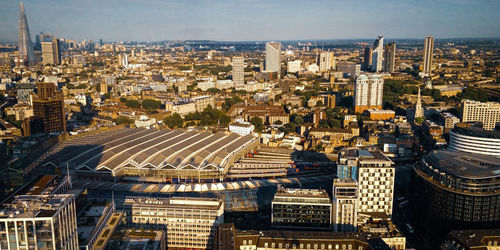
[102,93,111,99]
[316,100,323,107]
[250,116,264,132]
[119,97,127,103]
[113,116,133,125]
[273,120,283,125]
[293,115,304,125]
[125,100,140,109]
[207,88,220,94]
[142,99,161,110]
[163,113,184,128]
[219,115,231,126]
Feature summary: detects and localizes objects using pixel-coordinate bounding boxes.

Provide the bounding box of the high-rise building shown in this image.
[461,99,500,130]
[41,38,61,65]
[32,82,66,134]
[354,75,384,113]
[371,36,384,72]
[0,194,78,250]
[319,51,335,72]
[287,60,302,73]
[123,197,224,249]
[265,42,281,77]
[271,187,332,229]
[423,36,434,74]
[232,56,244,86]
[383,42,396,73]
[17,3,35,66]
[414,87,424,122]
[337,62,361,77]
[363,47,372,71]
[332,179,359,232]
[118,53,128,67]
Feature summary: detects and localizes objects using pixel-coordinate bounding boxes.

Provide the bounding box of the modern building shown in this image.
[0,194,78,250]
[371,36,384,72]
[319,51,335,72]
[265,42,281,77]
[339,148,395,216]
[31,82,66,134]
[229,121,255,136]
[423,36,434,74]
[441,112,460,133]
[337,62,361,77]
[124,197,224,249]
[363,47,372,71]
[442,229,500,250]
[17,3,35,66]
[41,38,61,65]
[232,56,245,86]
[383,42,396,73]
[287,60,302,73]
[410,151,500,241]
[448,122,500,157]
[462,99,500,130]
[271,187,332,229]
[332,179,358,232]
[354,75,384,113]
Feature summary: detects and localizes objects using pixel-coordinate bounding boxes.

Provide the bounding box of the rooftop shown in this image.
[453,122,500,139]
[425,150,500,179]
[274,187,330,199]
[0,194,73,220]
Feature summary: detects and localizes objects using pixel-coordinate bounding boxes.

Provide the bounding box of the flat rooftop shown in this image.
[123,196,223,210]
[0,194,73,220]
[274,188,330,199]
[425,150,500,179]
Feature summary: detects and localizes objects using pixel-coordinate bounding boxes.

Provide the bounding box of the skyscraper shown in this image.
[354,75,384,113]
[232,56,244,86]
[32,82,66,134]
[423,36,434,74]
[18,2,35,66]
[371,36,384,72]
[383,42,396,73]
[41,38,61,65]
[319,51,335,72]
[363,47,372,71]
[265,42,281,78]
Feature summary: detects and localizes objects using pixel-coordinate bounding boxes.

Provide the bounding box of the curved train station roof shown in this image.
[40,127,257,174]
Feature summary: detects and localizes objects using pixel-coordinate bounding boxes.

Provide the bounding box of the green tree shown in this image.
[273,120,283,125]
[316,100,323,107]
[113,116,134,125]
[142,99,161,110]
[207,88,220,94]
[163,113,184,128]
[125,100,140,109]
[102,93,111,99]
[293,115,304,125]
[250,116,264,132]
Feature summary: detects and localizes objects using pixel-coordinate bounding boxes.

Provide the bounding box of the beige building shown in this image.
[192,95,215,112]
[332,179,358,232]
[319,51,335,72]
[125,197,224,249]
[354,75,384,113]
[41,39,61,65]
[462,99,500,130]
[0,194,78,250]
[232,56,245,86]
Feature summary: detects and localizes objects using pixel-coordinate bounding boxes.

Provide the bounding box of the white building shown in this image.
[287,60,302,73]
[229,119,254,136]
[461,99,500,130]
[265,42,281,77]
[197,80,215,91]
[307,63,319,73]
[423,36,434,74]
[319,51,335,72]
[216,79,234,89]
[134,115,157,129]
[124,197,224,249]
[332,179,358,232]
[354,74,384,113]
[232,56,245,86]
[0,194,79,250]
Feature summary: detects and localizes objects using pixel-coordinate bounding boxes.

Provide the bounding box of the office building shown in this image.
[124,197,224,249]
[383,42,396,73]
[410,151,500,240]
[32,82,66,134]
[448,122,500,157]
[354,75,384,113]
[332,179,358,232]
[423,36,434,74]
[371,36,384,72]
[265,42,281,77]
[232,56,244,86]
[461,99,500,130]
[319,51,335,72]
[17,3,35,66]
[339,148,394,216]
[271,187,332,229]
[441,112,460,133]
[337,61,361,77]
[0,194,78,250]
[363,47,372,71]
[41,38,61,65]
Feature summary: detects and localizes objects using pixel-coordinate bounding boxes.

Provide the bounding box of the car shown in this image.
[406,223,415,234]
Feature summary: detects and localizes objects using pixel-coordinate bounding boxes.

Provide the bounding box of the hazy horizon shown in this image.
[1,0,499,42]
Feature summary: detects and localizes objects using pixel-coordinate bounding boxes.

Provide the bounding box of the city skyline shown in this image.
[1,0,500,42]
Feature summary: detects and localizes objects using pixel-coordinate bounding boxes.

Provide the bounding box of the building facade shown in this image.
[124,197,224,249]
[354,75,384,113]
[41,39,61,65]
[232,56,245,86]
[423,36,434,74]
[371,36,384,72]
[319,51,335,72]
[0,194,78,250]
[32,82,66,134]
[383,42,396,73]
[363,47,372,71]
[265,42,281,77]
[271,187,332,229]
[448,122,500,157]
[462,99,500,130]
[332,180,358,232]
[18,3,35,66]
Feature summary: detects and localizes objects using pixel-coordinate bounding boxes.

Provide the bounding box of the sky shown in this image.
[1,0,499,42]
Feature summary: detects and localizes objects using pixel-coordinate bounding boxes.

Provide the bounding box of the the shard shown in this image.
[18,2,35,66]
